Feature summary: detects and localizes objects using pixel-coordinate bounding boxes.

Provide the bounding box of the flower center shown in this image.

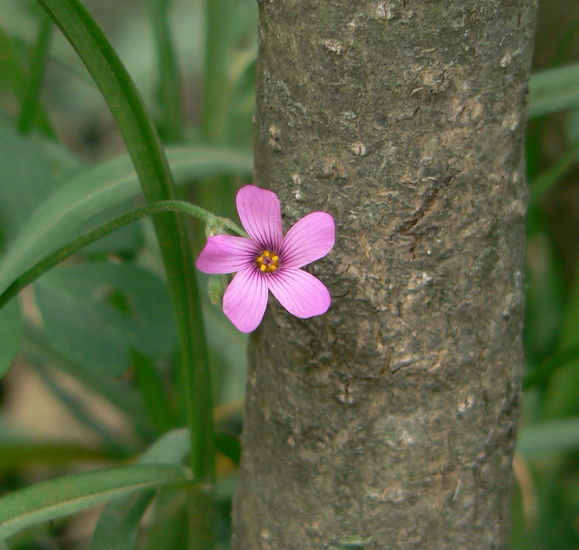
[256,250,279,272]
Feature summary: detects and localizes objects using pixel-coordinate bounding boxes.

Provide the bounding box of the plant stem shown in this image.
[0,200,244,309]
[36,2,216,546]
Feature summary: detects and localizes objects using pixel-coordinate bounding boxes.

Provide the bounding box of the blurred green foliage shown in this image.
[0,0,576,548]
[513,2,579,547]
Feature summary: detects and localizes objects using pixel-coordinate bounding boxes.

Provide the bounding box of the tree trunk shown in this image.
[232,1,537,548]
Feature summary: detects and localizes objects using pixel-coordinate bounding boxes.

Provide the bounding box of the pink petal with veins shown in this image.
[196,234,257,274]
[280,211,335,269]
[236,185,283,251]
[267,268,331,319]
[223,266,269,332]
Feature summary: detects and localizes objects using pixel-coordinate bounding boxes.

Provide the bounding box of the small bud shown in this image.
[208,275,227,304]
[205,217,227,237]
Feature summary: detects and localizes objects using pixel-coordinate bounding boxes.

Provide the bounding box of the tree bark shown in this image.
[232,1,537,548]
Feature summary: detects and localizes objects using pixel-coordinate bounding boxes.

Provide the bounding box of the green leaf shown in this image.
[0,297,21,378]
[0,144,251,298]
[0,439,126,469]
[91,492,155,550]
[21,321,153,438]
[529,63,579,118]
[0,123,59,253]
[81,200,143,255]
[34,262,177,376]
[517,417,579,457]
[90,429,190,550]
[141,490,189,550]
[0,464,192,540]
[139,428,190,465]
[132,350,173,434]
[81,262,176,358]
[33,362,130,448]
[34,270,127,377]
[566,107,579,143]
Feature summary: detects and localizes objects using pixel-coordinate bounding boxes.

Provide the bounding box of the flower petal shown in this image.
[266,268,331,319]
[236,185,283,250]
[279,212,335,268]
[196,235,258,274]
[223,267,269,332]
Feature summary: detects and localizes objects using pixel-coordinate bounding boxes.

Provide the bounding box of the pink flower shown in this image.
[196,185,335,332]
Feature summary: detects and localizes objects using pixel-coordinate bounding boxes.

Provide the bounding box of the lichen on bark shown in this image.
[232,1,538,548]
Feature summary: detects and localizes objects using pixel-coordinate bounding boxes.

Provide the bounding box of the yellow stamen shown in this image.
[255,249,280,273]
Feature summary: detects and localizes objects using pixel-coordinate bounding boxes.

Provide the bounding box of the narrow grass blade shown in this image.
[0,25,55,137]
[0,464,192,540]
[146,0,184,141]
[0,440,127,469]
[90,429,190,550]
[517,417,579,457]
[529,63,579,118]
[18,15,53,134]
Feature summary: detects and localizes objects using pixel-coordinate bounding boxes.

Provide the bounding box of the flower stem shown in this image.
[0,200,244,309]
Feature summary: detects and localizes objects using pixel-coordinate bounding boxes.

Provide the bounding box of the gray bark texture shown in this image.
[232,1,537,548]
